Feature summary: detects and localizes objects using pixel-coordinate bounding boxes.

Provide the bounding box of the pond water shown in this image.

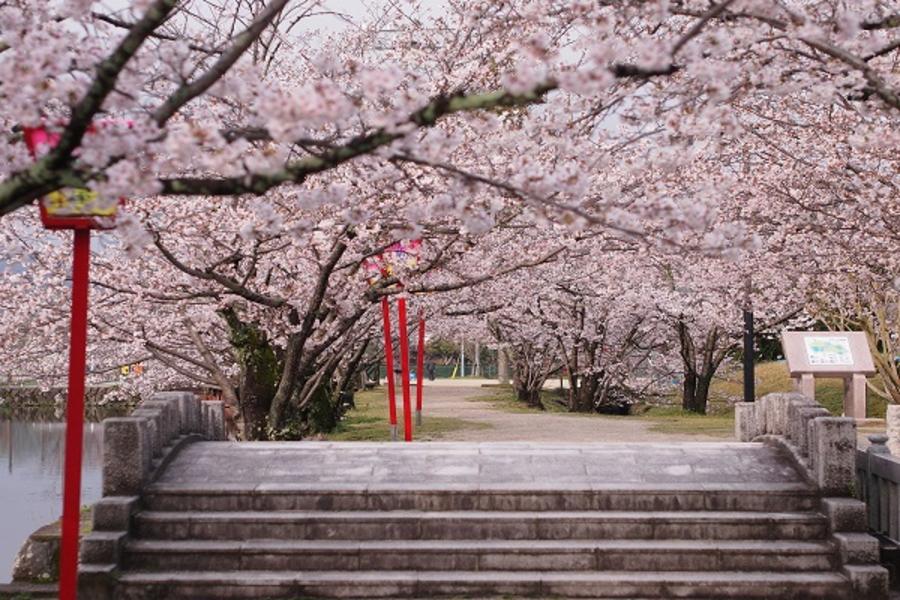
[0,420,104,583]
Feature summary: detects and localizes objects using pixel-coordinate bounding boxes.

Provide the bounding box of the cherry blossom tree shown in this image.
[1,0,899,430]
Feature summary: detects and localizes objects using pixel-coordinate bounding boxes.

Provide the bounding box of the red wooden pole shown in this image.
[380,297,398,441]
[59,228,91,600]
[397,298,413,441]
[416,314,425,426]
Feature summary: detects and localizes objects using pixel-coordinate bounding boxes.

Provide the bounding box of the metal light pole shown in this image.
[460,338,465,378]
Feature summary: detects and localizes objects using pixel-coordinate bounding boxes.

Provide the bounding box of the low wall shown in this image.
[77,392,226,599]
[736,393,888,596]
[735,392,855,496]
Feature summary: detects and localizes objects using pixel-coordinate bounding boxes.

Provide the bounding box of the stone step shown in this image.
[142,483,819,512]
[114,569,852,599]
[134,509,829,541]
[123,539,838,572]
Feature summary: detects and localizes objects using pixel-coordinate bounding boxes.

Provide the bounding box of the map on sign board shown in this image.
[804,336,854,366]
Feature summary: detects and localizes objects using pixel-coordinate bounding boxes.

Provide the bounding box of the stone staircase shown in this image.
[114,484,849,599]
[78,391,887,599]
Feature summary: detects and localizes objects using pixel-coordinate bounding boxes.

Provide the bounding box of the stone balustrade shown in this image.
[103,392,225,495]
[735,393,890,597]
[735,392,857,496]
[79,392,226,598]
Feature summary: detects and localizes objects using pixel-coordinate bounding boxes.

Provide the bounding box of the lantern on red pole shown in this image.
[380,297,399,441]
[397,298,413,442]
[23,123,122,600]
[364,240,422,442]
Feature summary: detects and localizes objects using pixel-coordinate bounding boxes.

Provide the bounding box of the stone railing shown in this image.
[736,392,888,597]
[735,392,855,496]
[78,392,226,598]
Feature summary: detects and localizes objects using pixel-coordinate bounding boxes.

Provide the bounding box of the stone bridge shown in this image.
[78,392,888,599]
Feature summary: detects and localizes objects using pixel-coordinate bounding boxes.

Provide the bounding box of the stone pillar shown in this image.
[786,395,818,447]
[808,417,857,496]
[202,400,226,440]
[140,398,179,445]
[103,417,151,496]
[844,374,867,420]
[795,373,815,400]
[796,406,831,457]
[153,391,201,434]
[764,393,790,436]
[886,405,900,455]
[130,408,162,458]
[755,394,769,435]
[734,403,758,442]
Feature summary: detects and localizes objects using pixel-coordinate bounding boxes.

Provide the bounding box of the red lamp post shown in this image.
[416,313,425,426]
[380,297,399,441]
[364,240,423,441]
[23,124,121,600]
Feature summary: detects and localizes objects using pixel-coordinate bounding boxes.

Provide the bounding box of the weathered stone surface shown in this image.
[795,407,830,457]
[808,417,857,496]
[202,400,225,440]
[887,404,900,456]
[842,564,889,600]
[103,417,151,496]
[153,392,200,435]
[92,496,139,531]
[80,531,127,564]
[786,395,818,447]
[821,498,867,533]
[755,394,769,435]
[833,532,879,564]
[762,393,791,435]
[84,440,895,599]
[138,399,177,446]
[734,403,757,442]
[11,535,59,583]
[77,564,116,600]
[130,408,162,458]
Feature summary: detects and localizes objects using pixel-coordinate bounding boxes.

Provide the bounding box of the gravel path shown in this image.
[417,380,731,443]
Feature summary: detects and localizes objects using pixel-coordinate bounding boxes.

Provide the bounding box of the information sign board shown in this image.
[804,336,854,367]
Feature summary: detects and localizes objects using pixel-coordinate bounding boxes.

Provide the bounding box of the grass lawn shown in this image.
[698,360,889,419]
[637,406,735,436]
[475,385,571,414]
[325,386,491,442]
[474,361,889,438]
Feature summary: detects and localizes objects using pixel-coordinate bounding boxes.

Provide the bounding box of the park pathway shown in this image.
[414,379,731,443]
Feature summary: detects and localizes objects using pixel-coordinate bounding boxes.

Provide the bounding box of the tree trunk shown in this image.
[497,350,510,384]
[517,386,544,410]
[238,366,276,440]
[682,368,713,414]
[221,308,280,441]
[682,368,697,412]
[575,373,600,412]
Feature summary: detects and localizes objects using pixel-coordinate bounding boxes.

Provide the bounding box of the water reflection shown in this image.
[0,420,104,583]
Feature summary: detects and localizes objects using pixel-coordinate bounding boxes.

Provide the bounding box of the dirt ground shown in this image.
[418,380,731,443]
